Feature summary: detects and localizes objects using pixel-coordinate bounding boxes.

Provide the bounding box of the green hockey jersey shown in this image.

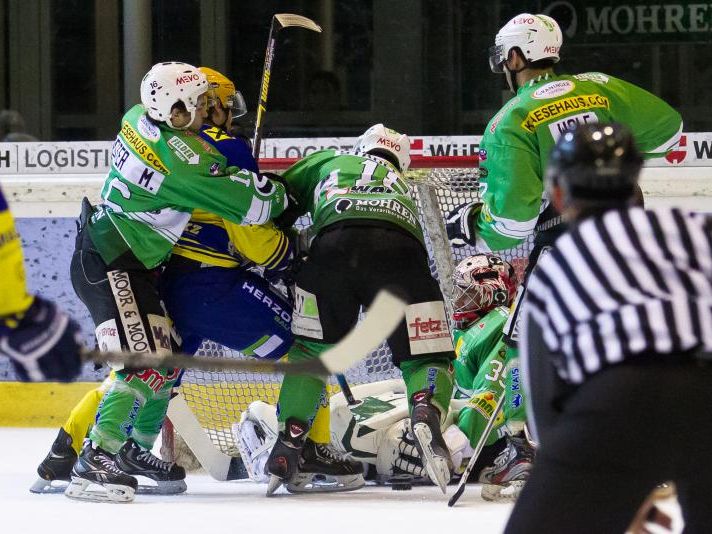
[88,104,286,269]
[281,150,424,244]
[474,72,683,251]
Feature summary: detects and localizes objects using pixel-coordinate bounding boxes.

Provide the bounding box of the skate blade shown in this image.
[481,480,526,502]
[29,477,69,494]
[412,423,450,494]
[64,477,135,503]
[266,475,283,497]
[286,473,365,493]
[135,479,187,495]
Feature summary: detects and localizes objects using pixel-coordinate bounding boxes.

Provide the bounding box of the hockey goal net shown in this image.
[165,155,533,461]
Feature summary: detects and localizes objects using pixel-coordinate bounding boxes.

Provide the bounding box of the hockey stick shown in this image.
[336,374,362,407]
[448,393,504,507]
[85,290,406,376]
[252,13,322,158]
[167,393,248,481]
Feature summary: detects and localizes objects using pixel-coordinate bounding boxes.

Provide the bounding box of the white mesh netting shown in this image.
[172,160,533,458]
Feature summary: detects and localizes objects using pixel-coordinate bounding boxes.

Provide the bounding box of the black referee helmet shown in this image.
[546,123,644,204]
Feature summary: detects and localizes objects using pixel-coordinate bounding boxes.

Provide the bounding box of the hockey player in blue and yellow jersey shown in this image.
[161,67,294,358]
[0,186,82,382]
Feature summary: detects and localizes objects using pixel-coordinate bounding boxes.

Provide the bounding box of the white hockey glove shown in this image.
[232,401,278,483]
[443,425,475,475]
[445,202,481,249]
[375,419,426,478]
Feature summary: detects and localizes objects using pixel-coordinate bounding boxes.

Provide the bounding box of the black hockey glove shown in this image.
[445,202,481,249]
[264,172,303,230]
[0,296,83,382]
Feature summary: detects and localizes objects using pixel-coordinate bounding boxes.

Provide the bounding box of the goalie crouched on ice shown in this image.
[61,62,288,503]
[239,253,534,501]
[263,124,456,496]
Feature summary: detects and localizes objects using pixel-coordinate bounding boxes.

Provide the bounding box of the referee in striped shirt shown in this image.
[505,123,712,534]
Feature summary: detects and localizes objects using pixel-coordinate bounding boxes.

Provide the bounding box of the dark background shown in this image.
[2,0,709,141]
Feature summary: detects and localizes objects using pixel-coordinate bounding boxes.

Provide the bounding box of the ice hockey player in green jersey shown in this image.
[66,62,287,503]
[264,124,456,495]
[445,14,683,450]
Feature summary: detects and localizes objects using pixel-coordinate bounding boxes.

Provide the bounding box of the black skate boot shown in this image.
[286,438,365,493]
[65,441,138,503]
[410,390,453,494]
[479,433,535,502]
[30,428,77,494]
[265,417,309,496]
[114,438,187,495]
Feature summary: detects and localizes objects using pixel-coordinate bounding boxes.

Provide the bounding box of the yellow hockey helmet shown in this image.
[199,67,247,118]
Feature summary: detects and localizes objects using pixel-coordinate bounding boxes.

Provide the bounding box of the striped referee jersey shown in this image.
[524,206,712,385]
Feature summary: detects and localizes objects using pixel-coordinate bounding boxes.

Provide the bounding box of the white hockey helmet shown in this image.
[140,62,209,129]
[452,253,517,326]
[353,123,411,172]
[489,14,562,73]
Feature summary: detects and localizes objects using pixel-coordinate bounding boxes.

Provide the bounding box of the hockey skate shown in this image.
[479,433,534,502]
[410,390,453,493]
[114,438,187,495]
[64,441,137,503]
[30,428,77,494]
[265,417,308,496]
[286,438,365,493]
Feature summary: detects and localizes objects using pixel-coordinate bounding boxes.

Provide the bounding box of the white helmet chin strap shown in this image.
[504,65,519,93]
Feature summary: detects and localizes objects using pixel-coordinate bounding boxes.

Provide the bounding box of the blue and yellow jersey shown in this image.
[171,127,292,271]
[0,186,33,324]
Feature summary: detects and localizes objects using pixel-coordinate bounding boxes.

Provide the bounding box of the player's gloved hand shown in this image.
[0,296,83,382]
[445,202,481,248]
[264,172,303,230]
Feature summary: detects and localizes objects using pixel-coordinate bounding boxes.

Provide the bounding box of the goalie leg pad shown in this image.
[233,401,279,483]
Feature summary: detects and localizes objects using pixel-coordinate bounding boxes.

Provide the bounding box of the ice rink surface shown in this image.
[1,428,513,534]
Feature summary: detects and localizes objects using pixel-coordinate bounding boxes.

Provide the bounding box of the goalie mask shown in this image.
[352,123,411,172]
[452,254,517,326]
[140,62,208,129]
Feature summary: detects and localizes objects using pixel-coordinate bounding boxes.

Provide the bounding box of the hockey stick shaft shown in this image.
[84,289,406,376]
[336,374,359,406]
[448,393,505,507]
[252,14,321,158]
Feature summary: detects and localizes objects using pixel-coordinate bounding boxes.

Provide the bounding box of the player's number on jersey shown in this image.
[355,160,402,190]
[103,177,131,212]
[485,359,505,388]
[230,170,275,196]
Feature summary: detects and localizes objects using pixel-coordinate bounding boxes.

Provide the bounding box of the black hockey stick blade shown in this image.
[253,13,322,158]
[448,484,465,507]
[84,289,406,376]
[274,13,322,32]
